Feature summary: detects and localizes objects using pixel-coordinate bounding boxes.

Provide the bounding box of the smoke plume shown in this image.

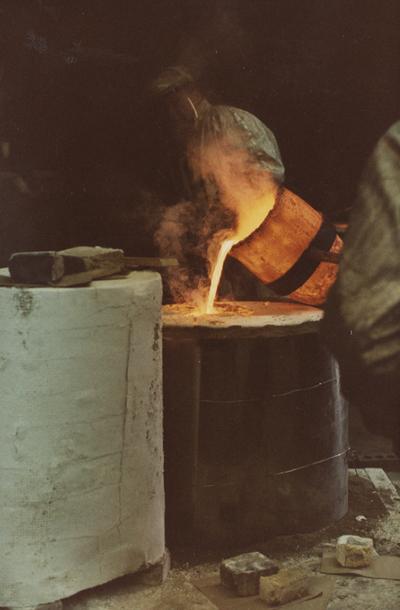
[155,198,234,305]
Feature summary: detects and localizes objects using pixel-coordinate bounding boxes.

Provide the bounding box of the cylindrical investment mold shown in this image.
[0,272,165,607]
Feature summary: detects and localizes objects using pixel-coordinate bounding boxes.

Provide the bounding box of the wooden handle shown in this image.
[124,257,179,268]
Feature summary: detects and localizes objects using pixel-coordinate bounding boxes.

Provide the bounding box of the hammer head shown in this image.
[9,251,65,283]
[8,247,125,285]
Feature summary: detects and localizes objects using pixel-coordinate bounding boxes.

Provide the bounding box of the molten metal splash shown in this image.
[205,238,236,313]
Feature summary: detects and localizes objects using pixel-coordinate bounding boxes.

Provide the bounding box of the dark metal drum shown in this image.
[163,302,348,548]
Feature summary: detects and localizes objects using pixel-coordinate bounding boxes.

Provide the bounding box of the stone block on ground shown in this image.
[220,552,279,597]
[336,535,375,568]
[259,568,310,606]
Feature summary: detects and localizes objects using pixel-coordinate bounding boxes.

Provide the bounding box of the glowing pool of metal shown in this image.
[162,300,323,333]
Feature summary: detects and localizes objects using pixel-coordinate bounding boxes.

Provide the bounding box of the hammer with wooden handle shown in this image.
[8,247,178,286]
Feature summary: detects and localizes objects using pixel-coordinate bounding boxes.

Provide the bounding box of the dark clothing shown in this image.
[322,121,400,438]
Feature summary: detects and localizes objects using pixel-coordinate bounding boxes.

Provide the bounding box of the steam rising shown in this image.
[189,130,279,242]
[155,127,279,311]
[155,200,234,308]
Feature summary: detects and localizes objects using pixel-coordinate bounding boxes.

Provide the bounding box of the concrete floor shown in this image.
[63,528,400,610]
[62,558,400,610]
[4,413,395,610]
[64,566,217,610]
[63,564,400,610]
[61,469,400,610]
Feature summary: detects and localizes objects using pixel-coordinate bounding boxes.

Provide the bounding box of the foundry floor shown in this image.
[62,467,400,610]
[63,561,400,610]
[6,410,395,610]
[61,408,400,610]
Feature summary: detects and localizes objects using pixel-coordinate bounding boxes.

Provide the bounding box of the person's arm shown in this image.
[321,121,400,437]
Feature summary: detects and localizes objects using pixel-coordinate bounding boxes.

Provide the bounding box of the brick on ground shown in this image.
[220,552,279,597]
[259,568,311,606]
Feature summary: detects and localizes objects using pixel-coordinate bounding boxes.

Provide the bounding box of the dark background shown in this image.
[0,0,399,264]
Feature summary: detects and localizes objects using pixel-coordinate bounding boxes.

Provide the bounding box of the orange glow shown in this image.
[206,238,236,313]
[234,190,277,242]
[189,136,279,244]
[199,188,278,314]
[181,133,284,313]
[203,188,277,314]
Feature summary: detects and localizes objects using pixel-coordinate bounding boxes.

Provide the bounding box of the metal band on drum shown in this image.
[267,218,338,296]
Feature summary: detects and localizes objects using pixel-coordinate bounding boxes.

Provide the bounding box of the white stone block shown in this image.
[335,535,375,568]
[0,272,165,607]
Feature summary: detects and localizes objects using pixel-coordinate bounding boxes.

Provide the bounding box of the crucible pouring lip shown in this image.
[162,300,323,339]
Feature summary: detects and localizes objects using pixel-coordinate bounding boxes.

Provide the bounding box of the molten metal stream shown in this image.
[206,238,236,313]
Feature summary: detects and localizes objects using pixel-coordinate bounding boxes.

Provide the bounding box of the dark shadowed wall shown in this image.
[0,0,399,264]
